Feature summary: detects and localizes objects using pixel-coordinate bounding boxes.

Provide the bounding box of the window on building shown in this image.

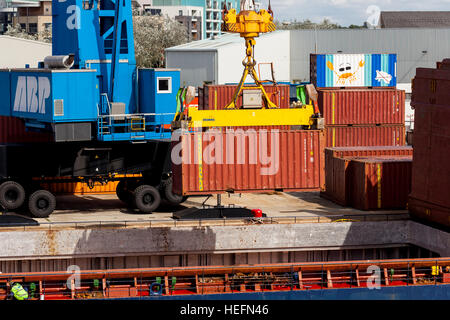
[179,10,183,16]
[44,23,52,31]
[29,23,37,33]
[20,23,26,31]
[157,77,172,94]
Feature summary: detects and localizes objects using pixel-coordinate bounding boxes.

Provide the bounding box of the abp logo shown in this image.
[13,76,50,114]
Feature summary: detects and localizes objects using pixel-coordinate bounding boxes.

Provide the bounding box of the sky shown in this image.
[259,0,450,26]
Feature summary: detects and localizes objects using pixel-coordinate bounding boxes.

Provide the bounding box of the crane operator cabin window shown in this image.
[157,77,172,94]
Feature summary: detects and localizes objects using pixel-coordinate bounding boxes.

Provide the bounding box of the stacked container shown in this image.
[311,53,406,148]
[409,62,450,228]
[322,146,413,209]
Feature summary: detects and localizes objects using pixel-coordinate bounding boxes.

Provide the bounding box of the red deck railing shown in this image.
[0,258,449,300]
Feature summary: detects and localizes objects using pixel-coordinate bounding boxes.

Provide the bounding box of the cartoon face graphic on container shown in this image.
[327,59,365,86]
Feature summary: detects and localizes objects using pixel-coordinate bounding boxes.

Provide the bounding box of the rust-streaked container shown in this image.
[325,125,406,148]
[198,84,290,110]
[172,130,325,195]
[410,103,450,210]
[350,157,413,210]
[321,146,414,205]
[0,116,52,144]
[318,88,405,125]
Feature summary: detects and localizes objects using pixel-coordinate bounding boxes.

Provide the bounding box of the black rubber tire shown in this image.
[162,178,188,206]
[116,180,133,205]
[28,190,56,218]
[133,185,161,214]
[0,181,26,210]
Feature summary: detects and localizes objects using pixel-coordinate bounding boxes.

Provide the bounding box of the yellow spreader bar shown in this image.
[187,106,315,128]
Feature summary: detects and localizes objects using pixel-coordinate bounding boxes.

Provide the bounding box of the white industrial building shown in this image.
[0,35,51,68]
[166,27,450,87]
[165,30,291,87]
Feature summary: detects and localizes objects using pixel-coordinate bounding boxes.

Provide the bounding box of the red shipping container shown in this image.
[350,157,413,210]
[410,103,450,209]
[198,84,290,110]
[325,125,406,148]
[0,116,52,144]
[318,88,405,125]
[408,197,450,229]
[412,67,450,105]
[325,146,413,160]
[172,129,325,195]
[321,157,352,206]
[321,146,413,205]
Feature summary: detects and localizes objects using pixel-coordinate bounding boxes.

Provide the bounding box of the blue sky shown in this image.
[260,0,450,26]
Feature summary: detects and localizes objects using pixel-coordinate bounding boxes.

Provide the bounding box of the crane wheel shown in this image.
[0,181,26,210]
[162,178,188,206]
[133,185,161,214]
[116,180,133,205]
[28,190,56,218]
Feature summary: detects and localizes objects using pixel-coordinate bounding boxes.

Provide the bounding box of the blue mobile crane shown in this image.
[0,0,186,217]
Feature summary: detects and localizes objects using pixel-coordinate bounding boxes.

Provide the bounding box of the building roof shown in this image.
[380,11,450,28]
[166,30,287,51]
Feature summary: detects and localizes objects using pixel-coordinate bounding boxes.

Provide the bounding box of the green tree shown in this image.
[4,24,51,42]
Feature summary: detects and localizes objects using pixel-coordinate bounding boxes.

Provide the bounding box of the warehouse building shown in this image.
[0,35,50,68]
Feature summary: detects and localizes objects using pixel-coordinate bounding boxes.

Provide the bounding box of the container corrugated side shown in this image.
[350,158,412,210]
[318,89,405,125]
[321,157,352,206]
[311,53,397,88]
[410,103,450,209]
[199,84,290,110]
[412,67,450,105]
[172,130,325,195]
[325,146,413,160]
[325,125,406,148]
[408,197,450,229]
[321,146,413,203]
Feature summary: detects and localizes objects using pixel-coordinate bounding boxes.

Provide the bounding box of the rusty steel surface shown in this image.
[325,146,413,160]
[0,116,51,144]
[412,67,450,105]
[410,102,450,214]
[318,88,405,125]
[325,125,406,148]
[408,197,450,229]
[198,84,290,110]
[0,258,448,281]
[172,130,325,195]
[1,258,449,300]
[322,157,351,206]
[350,157,413,211]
